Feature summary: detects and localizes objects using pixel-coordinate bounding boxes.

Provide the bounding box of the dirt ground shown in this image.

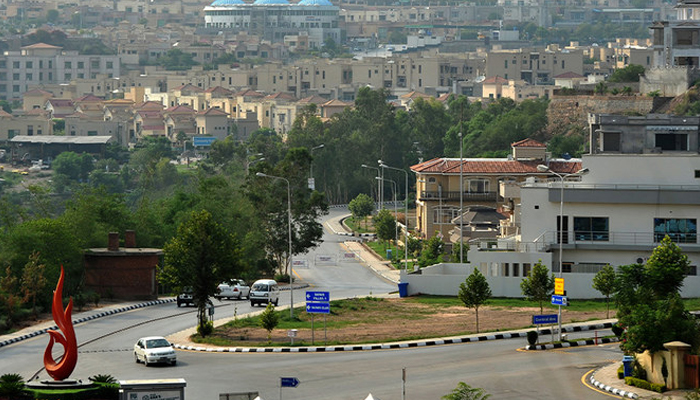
[202,298,610,346]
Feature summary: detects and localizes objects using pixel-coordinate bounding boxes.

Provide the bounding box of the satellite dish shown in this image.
[474,76,486,83]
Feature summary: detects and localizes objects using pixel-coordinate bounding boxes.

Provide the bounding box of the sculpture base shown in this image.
[26,379,94,389]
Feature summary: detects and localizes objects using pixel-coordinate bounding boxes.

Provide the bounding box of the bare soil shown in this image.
[198,297,610,347]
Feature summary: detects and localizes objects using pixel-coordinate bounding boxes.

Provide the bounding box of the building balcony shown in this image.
[419,190,498,202]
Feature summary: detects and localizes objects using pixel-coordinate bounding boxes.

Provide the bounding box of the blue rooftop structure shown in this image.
[253,0,290,4]
[298,0,333,5]
[210,0,245,5]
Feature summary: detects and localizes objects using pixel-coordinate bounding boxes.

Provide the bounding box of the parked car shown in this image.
[249,279,280,307]
[215,279,250,300]
[177,287,194,307]
[134,336,177,366]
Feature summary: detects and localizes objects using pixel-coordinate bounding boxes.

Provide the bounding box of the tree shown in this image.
[592,264,616,318]
[46,9,59,23]
[52,151,95,184]
[645,235,690,298]
[259,303,279,344]
[418,233,444,268]
[373,208,396,243]
[442,382,491,400]
[608,64,645,83]
[348,193,374,229]
[21,251,46,319]
[162,210,242,335]
[458,269,492,333]
[520,260,554,313]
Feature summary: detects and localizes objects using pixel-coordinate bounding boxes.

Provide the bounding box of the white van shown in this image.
[249,279,280,307]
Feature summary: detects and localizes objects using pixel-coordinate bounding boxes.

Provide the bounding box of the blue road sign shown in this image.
[533,314,558,325]
[551,295,568,306]
[306,302,330,314]
[281,377,300,388]
[306,291,330,302]
[193,136,217,147]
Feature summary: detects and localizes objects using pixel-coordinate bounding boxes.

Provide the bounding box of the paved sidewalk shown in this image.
[589,361,688,399]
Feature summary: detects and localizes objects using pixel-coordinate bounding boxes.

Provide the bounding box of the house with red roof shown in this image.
[411,138,582,240]
[196,108,230,140]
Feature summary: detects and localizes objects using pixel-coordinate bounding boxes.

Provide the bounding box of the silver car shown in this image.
[215,279,250,300]
[134,336,177,366]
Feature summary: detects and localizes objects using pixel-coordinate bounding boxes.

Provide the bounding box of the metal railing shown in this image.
[419,190,498,202]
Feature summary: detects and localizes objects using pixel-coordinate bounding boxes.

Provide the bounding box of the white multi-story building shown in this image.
[402,113,700,299]
[0,43,120,101]
[203,0,340,49]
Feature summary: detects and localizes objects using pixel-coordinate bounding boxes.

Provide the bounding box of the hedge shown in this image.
[624,377,667,393]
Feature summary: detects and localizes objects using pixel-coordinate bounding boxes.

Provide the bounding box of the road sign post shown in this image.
[555,278,565,296]
[280,377,300,400]
[306,291,330,345]
[532,314,558,325]
[551,295,568,306]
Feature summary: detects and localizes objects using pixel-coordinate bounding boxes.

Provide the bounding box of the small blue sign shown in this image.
[551,295,568,306]
[193,136,216,147]
[306,302,330,314]
[306,291,330,302]
[533,314,558,325]
[280,377,300,388]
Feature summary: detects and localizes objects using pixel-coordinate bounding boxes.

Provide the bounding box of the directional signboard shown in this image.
[280,377,300,388]
[551,295,568,306]
[555,278,565,295]
[193,136,216,147]
[306,302,330,314]
[533,314,558,325]
[306,291,330,302]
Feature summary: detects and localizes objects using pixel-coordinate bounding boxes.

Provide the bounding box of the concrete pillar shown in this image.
[108,232,119,251]
[664,341,692,389]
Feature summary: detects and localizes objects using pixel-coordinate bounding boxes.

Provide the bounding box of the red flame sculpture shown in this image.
[43,265,78,381]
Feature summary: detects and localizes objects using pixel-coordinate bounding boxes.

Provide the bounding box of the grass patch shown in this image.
[404,295,615,313]
[344,217,374,233]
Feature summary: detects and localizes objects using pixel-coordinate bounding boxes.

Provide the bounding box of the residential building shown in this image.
[0,43,120,100]
[410,139,582,240]
[485,46,584,85]
[403,113,700,299]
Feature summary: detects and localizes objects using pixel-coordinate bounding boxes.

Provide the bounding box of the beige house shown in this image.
[196,108,229,140]
[0,109,52,141]
[163,105,196,142]
[22,89,53,112]
[410,138,582,240]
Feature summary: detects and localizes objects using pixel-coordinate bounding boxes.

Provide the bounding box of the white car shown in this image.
[134,336,177,366]
[215,279,250,300]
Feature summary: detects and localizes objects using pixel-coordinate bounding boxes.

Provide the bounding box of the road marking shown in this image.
[581,369,620,398]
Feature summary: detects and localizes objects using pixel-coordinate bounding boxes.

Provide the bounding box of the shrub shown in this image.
[617,365,624,379]
[632,359,647,380]
[612,323,624,338]
[624,377,666,393]
[274,273,290,283]
[197,321,214,336]
[0,373,26,397]
[527,330,538,346]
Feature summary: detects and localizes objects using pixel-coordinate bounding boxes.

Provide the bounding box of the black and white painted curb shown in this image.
[525,322,616,350]
[0,298,175,349]
[589,372,638,399]
[173,321,613,353]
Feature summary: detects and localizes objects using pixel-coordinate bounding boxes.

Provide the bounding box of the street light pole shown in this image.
[459,130,464,264]
[309,144,324,190]
[361,164,381,212]
[376,176,398,244]
[256,172,294,318]
[379,162,409,272]
[536,165,589,341]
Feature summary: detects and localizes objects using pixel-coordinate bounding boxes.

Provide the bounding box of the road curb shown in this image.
[173,321,613,353]
[589,371,638,399]
[524,322,616,350]
[0,298,175,349]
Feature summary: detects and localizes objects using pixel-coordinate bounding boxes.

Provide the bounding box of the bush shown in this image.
[274,273,290,283]
[527,330,538,346]
[612,323,624,338]
[632,360,647,380]
[197,321,214,336]
[0,373,26,396]
[624,377,666,393]
[617,365,624,379]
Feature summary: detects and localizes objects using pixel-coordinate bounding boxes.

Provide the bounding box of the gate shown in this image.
[684,354,700,388]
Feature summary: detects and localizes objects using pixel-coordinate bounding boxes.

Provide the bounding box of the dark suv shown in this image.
[176,287,194,307]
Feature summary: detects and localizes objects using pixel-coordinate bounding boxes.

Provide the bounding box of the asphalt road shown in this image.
[0,208,619,399]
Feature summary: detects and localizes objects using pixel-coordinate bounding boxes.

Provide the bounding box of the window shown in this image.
[26,61,32,68]
[65,61,72,69]
[574,217,609,241]
[91,60,100,68]
[512,263,520,277]
[107,61,114,69]
[468,178,489,193]
[12,73,19,80]
[432,206,459,224]
[503,263,509,276]
[78,61,84,69]
[13,61,19,68]
[655,133,688,151]
[523,263,531,277]
[654,218,697,243]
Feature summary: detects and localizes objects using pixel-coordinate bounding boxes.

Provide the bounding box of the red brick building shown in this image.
[84,231,162,300]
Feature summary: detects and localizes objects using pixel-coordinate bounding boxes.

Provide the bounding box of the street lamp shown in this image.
[536,164,589,341]
[459,130,464,264]
[309,144,324,190]
[256,172,295,318]
[379,161,409,271]
[361,164,381,211]
[376,176,398,244]
[245,156,265,175]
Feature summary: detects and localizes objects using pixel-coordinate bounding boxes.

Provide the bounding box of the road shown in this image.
[0,208,618,399]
